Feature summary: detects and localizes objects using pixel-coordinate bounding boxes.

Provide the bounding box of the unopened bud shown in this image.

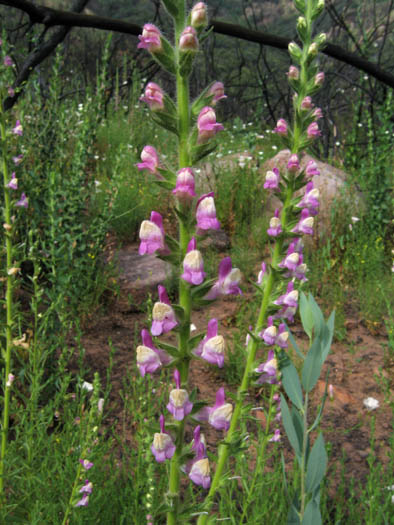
[3,223,12,231]
[7,267,20,276]
[316,33,327,47]
[287,65,299,80]
[191,2,208,28]
[288,42,302,62]
[308,42,318,57]
[6,374,15,388]
[179,26,199,52]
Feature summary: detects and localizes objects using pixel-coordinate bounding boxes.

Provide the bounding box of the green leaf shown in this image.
[284,322,305,360]
[302,498,322,525]
[155,340,180,358]
[309,294,325,336]
[280,351,304,410]
[153,179,176,191]
[306,433,327,493]
[288,501,301,525]
[291,406,304,463]
[188,332,205,348]
[301,337,323,393]
[309,369,330,433]
[281,394,302,458]
[321,310,335,363]
[299,292,314,340]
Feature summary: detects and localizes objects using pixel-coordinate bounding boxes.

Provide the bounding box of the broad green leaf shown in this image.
[301,336,323,392]
[309,294,325,336]
[280,352,304,410]
[321,310,335,363]
[281,394,302,457]
[284,321,305,360]
[299,292,314,340]
[306,433,327,493]
[302,498,322,525]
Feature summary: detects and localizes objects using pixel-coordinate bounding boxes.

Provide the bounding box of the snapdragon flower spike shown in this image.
[7,172,17,190]
[138,24,162,53]
[208,81,227,105]
[260,316,277,346]
[275,281,299,308]
[257,262,267,285]
[267,209,282,237]
[167,369,193,421]
[196,192,220,233]
[189,442,210,489]
[273,118,288,136]
[137,145,159,175]
[255,350,279,384]
[194,318,225,367]
[151,414,176,462]
[172,167,196,202]
[15,192,28,208]
[179,26,199,52]
[264,168,280,189]
[205,257,242,299]
[182,237,206,285]
[139,211,166,255]
[140,82,164,111]
[307,122,321,138]
[151,285,178,336]
[305,159,320,178]
[287,154,300,172]
[275,323,289,348]
[12,120,22,136]
[191,2,208,29]
[197,107,224,143]
[297,181,320,215]
[292,208,314,235]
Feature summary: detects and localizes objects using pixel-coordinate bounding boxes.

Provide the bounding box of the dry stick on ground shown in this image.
[1,0,394,112]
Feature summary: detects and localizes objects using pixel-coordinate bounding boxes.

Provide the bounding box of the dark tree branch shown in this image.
[1,0,393,111]
[3,0,90,109]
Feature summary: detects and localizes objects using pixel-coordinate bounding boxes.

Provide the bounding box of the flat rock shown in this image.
[115,244,172,291]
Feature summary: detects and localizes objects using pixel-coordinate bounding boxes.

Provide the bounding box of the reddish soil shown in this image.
[79,243,393,495]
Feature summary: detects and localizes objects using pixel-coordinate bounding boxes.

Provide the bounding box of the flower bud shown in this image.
[196,192,220,232]
[179,26,199,52]
[314,72,325,86]
[191,2,208,28]
[287,154,300,172]
[307,122,321,138]
[300,96,313,110]
[288,42,302,62]
[138,24,162,53]
[316,33,327,47]
[172,167,196,202]
[273,118,288,136]
[296,16,308,40]
[287,65,299,80]
[137,145,159,174]
[208,81,227,105]
[308,42,318,58]
[197,106,224,143]
[140,82,164,111]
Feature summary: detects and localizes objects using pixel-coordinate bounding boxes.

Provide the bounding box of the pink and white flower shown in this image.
[139,211,166,255]
[138,24,162,53]
[194,318,225,367]
[197,388,233,431]
[273,118,288,136]
[179,26,199,52]
[137,145,160,174]
[167,369,193,421]
[208,81,227,105]
[191,2,208,28]
[205,257,242,299]
[196,192,220,232]
[264,168,280,189]
[172,167,196,202]
[151,285,178,336]
[292,208,314,235]
[182,237,206,285]
[267,209,282,237]
[255,350,279,384]
[140,82,164,111]
[151,414,176,462]
[197,107,224,143]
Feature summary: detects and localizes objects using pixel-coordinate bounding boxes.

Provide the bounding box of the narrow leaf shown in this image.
[280,351,304,410]
[309,294,324,336]
[155,341,180,357]
[302,499,322,525]
[299,292,314,340]
[305,433,327,493]
[321,310,335,363]
[301,336,323,393]
[281,394,302,457]
[284,322,305,360]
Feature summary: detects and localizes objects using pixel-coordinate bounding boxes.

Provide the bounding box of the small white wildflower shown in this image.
[335,141,340,147]
[82,381,94,392]
[190,323,197,332]
[272,145,278,150]
[363,75,368,80]
[363,397,379,410]
[351,216,360,223]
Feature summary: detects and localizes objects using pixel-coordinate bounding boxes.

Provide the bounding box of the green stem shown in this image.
[0,100,14,503]
[239,384,277,524]
[167,6,193,523]
[299,392,309,519]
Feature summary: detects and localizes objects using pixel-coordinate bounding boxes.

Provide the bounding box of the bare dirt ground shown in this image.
[79,243,393,492]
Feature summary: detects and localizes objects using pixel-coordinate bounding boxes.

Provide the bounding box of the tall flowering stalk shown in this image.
[197,0,330,523]
[136,0,332,523]
[0,40,27,501]
[136,2,240,524]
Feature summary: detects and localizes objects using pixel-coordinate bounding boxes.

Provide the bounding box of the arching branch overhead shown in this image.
[1,0,393,111]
